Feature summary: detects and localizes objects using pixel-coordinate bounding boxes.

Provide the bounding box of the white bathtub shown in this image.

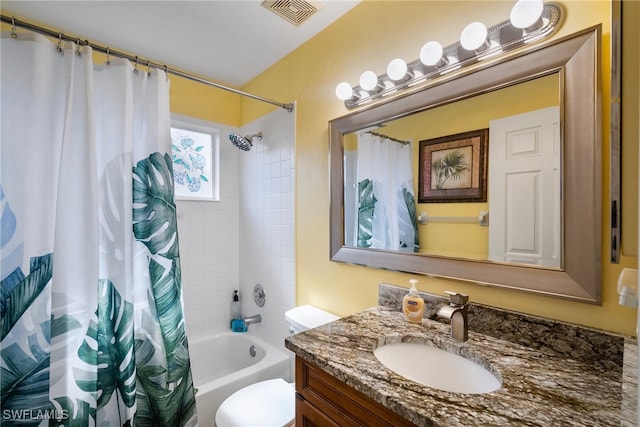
[189,332,291,427]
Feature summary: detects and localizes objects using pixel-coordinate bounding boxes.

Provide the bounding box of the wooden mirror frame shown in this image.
[329,26,602,304]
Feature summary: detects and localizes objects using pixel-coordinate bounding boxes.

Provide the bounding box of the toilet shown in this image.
[214,305,339,427]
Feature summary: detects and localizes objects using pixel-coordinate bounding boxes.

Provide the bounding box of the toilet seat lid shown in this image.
[215,378,294,427]
[285,305,339,332]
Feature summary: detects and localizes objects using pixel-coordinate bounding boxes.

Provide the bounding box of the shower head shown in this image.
[228,132,263,151]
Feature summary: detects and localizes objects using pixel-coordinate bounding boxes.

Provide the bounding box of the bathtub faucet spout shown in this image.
[245,314,262,326]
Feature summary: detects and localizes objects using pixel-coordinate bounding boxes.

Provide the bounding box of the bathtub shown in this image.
[189,332,291,427]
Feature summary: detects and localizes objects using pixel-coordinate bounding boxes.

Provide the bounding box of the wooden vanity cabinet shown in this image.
[295,357,417,427]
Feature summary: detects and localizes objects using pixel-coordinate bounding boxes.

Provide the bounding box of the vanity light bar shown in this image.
[336,1,561,109]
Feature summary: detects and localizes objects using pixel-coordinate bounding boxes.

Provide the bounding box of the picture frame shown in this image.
[170,117,220,201]
[418,128,488,203]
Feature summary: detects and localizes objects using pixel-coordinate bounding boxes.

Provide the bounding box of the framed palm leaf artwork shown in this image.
[418,128,488,203]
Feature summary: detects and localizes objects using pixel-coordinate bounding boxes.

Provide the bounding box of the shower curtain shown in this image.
[356,132,419,252]
[1,32,197,426]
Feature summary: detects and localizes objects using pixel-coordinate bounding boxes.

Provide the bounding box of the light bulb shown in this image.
[387,58,408,81]
[359,71,379,91]
[335,82,354,100]
[460,22,489,51]
[510,0,544,30]
[420,41,445,67]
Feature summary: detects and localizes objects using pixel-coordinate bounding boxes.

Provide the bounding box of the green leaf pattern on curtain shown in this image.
[50,397,95,427]
[0,217,55,424]
[133,152,179,259]
[401,188,420,252]
[357,178,376,248]
[132,259,196,426]
[1,254,53,341]
[357,180,419,252]
[1,321,53,426]
[132,152,196,426]
[74,279,136,411]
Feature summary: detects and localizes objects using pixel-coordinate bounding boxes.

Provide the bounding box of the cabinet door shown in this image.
[295,357,416,427]
[296,394,341,427]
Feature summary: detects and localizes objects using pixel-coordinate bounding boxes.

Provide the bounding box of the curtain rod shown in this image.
[365,131,410,145]
[1,15,295,112]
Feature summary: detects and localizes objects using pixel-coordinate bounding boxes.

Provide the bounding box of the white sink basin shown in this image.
[374,342,501,394]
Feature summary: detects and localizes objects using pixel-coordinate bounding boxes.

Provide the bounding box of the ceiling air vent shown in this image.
[262,0,323,26]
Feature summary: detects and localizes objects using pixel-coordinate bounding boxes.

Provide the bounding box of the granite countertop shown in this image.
[285,306,628,426]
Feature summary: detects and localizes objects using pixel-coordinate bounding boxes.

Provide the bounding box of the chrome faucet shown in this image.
[244,314,262,326]
[436,291,469,342]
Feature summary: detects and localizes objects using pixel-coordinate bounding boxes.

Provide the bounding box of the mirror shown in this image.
[343,74,561,265]
[330,27,602,303]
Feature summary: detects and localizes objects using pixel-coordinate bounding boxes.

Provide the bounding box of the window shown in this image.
[170,115,220,201]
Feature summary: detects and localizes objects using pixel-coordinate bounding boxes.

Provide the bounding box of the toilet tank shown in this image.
[285,305,339,334]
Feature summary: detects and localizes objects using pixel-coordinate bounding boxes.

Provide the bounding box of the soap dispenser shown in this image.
[403,279,425,324]
[230,290,246,332]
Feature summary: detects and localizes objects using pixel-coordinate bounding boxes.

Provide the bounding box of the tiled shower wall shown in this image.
[238,107,296,353]
[177,108,296,354]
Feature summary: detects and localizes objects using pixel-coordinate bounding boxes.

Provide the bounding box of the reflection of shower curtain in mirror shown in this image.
[355,132,418,252]
[1,33,196,425]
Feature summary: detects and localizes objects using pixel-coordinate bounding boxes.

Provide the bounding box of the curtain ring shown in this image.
[164,65,169,82]
[10,17,18,39]
[75,38,82,56]
[56,33,63,53]
[146,59,151,77]
[133,56,139,74]
[106,47,111,65]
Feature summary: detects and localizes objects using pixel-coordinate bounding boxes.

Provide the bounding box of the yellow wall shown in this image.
[239,0,639,336]
[169,75,241,128]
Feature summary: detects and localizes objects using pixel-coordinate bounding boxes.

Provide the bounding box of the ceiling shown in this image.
[1,0,360,86]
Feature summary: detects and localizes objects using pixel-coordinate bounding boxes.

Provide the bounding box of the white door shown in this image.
[488,106,561,267]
